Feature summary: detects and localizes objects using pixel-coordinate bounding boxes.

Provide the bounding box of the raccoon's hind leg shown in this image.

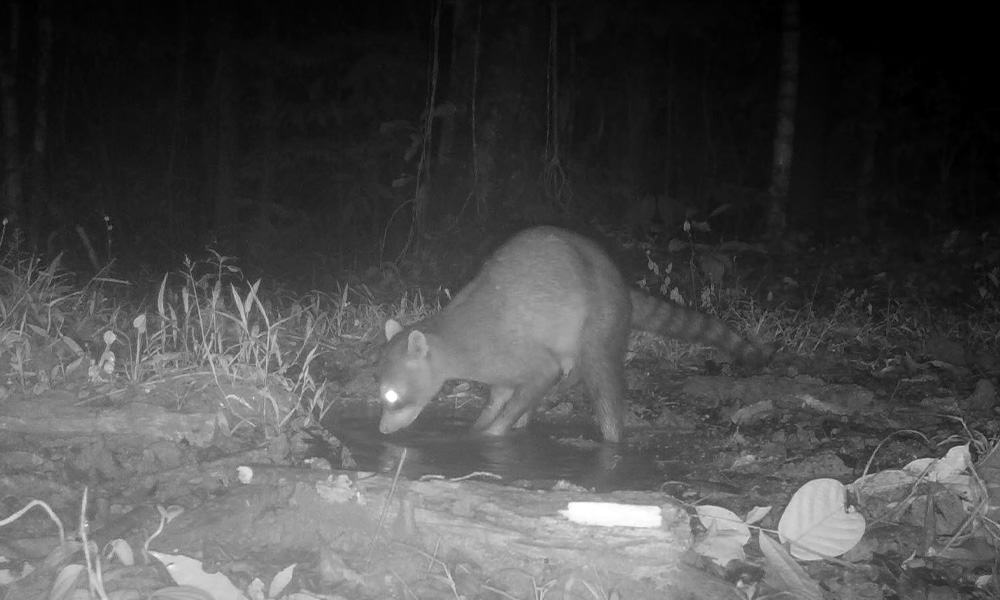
[474,368,561,436]
[580,338,627,443]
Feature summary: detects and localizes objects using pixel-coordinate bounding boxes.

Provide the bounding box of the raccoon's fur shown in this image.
[377,226,770,442]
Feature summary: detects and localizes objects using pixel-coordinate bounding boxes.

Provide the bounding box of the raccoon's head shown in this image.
[376,319,445,434]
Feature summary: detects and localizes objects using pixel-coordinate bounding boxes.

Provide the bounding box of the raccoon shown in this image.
[376,226,769,443]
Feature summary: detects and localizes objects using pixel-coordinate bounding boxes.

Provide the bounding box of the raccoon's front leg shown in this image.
[472,386,515,432]
[476,370,560,436]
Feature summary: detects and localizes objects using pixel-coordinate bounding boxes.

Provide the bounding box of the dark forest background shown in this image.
[1,0,996,283]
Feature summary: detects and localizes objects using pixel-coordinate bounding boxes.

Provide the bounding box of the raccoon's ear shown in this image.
[385,319,404,341]
[406,330,429,357]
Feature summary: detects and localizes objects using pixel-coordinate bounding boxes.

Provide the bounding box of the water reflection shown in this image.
[326,418,663,492]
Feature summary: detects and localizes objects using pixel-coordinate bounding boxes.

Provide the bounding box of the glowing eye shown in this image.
[383,389,400,404]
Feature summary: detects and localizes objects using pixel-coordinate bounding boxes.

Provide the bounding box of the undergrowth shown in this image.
[0,235,455,436]
[1,223,997,433]
[629,224,1000,367]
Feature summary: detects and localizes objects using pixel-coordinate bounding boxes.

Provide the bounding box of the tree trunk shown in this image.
[258,10,278,209]
[765,0,799,241]
[164,0,189,231]
[626,71,651,190]
[212,22,237,230]
[258,68,276,208]
[855,56,883,238]
[1,1,23,229]
[410,0,444,243]
[661,37,675,228]
[435,0,466,165]
[28,0,53,247]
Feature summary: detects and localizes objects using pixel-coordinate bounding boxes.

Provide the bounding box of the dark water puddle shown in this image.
[325,417,669,492]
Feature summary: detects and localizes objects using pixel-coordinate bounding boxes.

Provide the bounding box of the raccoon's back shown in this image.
[438,227,629,354]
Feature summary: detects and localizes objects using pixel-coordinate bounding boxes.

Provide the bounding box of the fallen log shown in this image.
[150,466,740,599]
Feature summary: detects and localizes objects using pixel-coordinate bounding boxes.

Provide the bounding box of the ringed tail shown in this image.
[629,290,772,367]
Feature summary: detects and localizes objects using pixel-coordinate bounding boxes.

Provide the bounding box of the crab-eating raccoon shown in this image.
[376,226,770,443]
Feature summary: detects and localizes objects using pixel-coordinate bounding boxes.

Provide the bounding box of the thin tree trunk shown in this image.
[662,39,674,203]
[966,143,977,218]
[258,8,277,209]
[765,0,799,240]
[29,0,53,245]
[625,70,650,190]
[213,22,236,230]
[410,0,442,239]
[259,69,276,207]
[652,38,675,236]
[164,0,188,230]
[470,0,486,219]
[700,44,715,206]
[855,56,882,238]
[436,0,464,165]
[562,30,576,153]
[1,1,23,229]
